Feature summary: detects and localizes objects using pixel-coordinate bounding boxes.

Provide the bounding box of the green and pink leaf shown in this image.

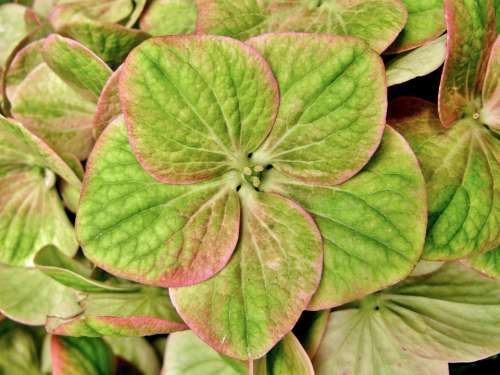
[51,336,115,375]
[57,23,149,69]
[120,35,279,184]
[11,63,97,160]
[170,187,323,359]
[389,97,500,259]
[4,39,44,103]
[196,0,407,53]
[387,0,445,53]
[247,33,386,186]
[49,0,134,29]
[262,126,427,308]
[42,34,112,101]
[47,287,187,337]
[77,119,241,287]
[481,36,500,132]
[93,67,122,139]
[140,0,197,36]
[438,0,496,127]
[0,117,80,265]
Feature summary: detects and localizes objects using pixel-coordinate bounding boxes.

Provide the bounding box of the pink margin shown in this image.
[50,336,65,375]
[92,66,123,139]
[51,315,187,336]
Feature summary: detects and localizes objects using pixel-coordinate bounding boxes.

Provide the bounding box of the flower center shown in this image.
[32,166,56,189]
[243,164,265,189]
[231,152,273,192]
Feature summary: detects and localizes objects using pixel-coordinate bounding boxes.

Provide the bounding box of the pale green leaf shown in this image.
[45,0,146,28]
[294,310,330,359]
[0,116,80,186]
[0,4,29,66]
[40,334,52,374]
[34,245,139,293]
[163,330,247,375]
[383,263,500,361]
[125,0,148,27]
[386,34,446,86]
[33,0,58,18]
[0,264,82,325]
[0,117,79,265]
[0,324,43,375]
[264,333,314,375]
[409,260,444,276]
[58,152,83,213]
[0,172,78,265]
[314,263,500,373]
[313,304,448,375]
[49,0,134,29]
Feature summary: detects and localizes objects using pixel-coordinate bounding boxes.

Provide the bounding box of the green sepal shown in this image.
[46,287,186,337]
[34,245,139,293]
[389,97,499,260]
[262,127,427,308]
[386,35,446,86]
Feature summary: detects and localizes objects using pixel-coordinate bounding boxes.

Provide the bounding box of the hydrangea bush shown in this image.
[0,0,498,374]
